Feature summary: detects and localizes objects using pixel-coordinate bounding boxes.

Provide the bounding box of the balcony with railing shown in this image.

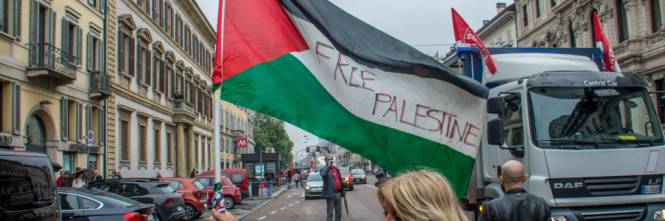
[26,43,78,82]
[89,71,110,99]
[173,91,195,118]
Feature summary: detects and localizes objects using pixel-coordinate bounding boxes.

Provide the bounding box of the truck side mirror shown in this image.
[487,118,504,145]
[487,97,505,115]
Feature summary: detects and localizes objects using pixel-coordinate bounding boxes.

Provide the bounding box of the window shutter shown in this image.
[86,105,91,133]
[160,60,165,91]
[137,47,142,83]
[61,18,69,59]
[76,27,82,65]
[11,83,20,135]
[117,32,124,73]
[76,103,81,142]
[29,1,38,43]
[99,108,105,145]
[146,49,151,86]
[13,0,21,38]
[49,10,55,46]
[60,97,69,141]
[129,37,135,77]
[98,41,104,72]
[100,0,105,13]
[87,34,93,71]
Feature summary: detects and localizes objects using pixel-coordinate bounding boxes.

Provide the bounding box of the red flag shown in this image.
[593,11,621,72]
[212,0,225,89]
[451,8,497,74]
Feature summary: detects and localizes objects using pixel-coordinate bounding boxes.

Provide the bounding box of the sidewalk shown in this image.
[195,186,288,221]
[246,184,288,200]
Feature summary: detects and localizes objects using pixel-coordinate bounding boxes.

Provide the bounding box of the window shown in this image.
[61,18,82,65]
[166,180,182,190]
[87,0,104,13]
[165,3,173,36]
[154,123,161,164]
[551,0,557,8]
[137,0,150,15]
[166,60,174,99]
[120,112,130,162]
[59,194,80,210]
[616,0,629,42]
[184,25,190,51]
[137,42,151,87]
[521,4,529,27]
[656,79,665,123]
[87,33,102,72]
[194,136,199,167]
[62,152,76,173]
[651,0,662,33]
[175,14,182,45]
[535,0,542,17]
[153,0,163,27]
[153,51,164,93]
[139,120,147,163]
[0,0,20,37]
[117,27,135,77]
[79,196,100,209]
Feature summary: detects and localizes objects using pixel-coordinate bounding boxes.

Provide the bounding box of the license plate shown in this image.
[641,185,661,194]
[177,206,184,211]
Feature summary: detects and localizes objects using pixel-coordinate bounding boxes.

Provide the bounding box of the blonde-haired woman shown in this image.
[377,169,468,221]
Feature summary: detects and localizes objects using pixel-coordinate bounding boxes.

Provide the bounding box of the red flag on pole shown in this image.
[451,8,497,74]
[212,0,225,90]
[593,11,621,72]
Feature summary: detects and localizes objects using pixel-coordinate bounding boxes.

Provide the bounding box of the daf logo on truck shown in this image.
[553,182,584,189]
[583,80,617,87]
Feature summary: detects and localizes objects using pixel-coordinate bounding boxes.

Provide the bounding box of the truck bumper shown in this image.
[551,203,665,221]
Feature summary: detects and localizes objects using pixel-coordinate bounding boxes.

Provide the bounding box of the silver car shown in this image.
[304,173,323,199]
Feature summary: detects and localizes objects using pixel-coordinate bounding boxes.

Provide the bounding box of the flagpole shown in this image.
[214,0,227,184]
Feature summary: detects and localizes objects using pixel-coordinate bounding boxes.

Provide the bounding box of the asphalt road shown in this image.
[241,179,383,221]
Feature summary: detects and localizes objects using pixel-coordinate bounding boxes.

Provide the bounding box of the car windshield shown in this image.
[224,177,235,187]
[339,168,350,176]
[197,178,212,187]
[307,174,322,182]
[192,180,205,191]
[351,169,364,175]
[529,87,664,148]
[154,184,176,194]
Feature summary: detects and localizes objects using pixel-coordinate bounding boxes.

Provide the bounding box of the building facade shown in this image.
[221,101,255,169]
[106,0,216,178]
[478,3,517,48]
[0,0,109,174]
[513,0,665,122]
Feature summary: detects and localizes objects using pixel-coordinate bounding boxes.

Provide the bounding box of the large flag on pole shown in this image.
[213,0,488,196]
[451,8,497,74]
[593,10,621,72]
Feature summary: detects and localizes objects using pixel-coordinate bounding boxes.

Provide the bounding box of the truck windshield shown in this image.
[528,87,663,148]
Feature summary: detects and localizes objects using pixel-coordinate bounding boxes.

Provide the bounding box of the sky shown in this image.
[195,0,511,156]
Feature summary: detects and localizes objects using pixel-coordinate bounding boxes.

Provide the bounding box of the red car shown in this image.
[195,175,242,209]
[199,169,250,198]
[338,167,354,191]
[160,177,207,220]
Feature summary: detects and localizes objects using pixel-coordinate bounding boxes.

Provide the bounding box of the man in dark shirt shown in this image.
[479,160,550,221]
[320,156,345,221]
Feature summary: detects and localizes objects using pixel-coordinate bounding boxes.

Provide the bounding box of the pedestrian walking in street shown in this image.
[294,172,301,189]
[478,160,550,221]
[377,169,468,221]
[320,156,345,221]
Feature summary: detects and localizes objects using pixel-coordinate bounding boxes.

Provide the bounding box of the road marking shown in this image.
[287,195,293,198]
[258,216,266,221]
[288,203,294,207]
[270,211,277,215]
[295,200,300,204]
[280,207,286,210]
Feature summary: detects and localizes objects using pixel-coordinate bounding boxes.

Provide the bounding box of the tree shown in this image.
[252,114,294,166]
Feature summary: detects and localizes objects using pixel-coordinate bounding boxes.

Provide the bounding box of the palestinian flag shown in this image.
[213,0,488,196]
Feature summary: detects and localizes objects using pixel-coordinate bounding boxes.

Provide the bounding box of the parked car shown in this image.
[58,187,154,220]
[199,169,249,198]
[160,177,207,220]
[351,168,367,184]
[195,175,241,209]
[304,173,324,200]
[338,167,354,191]
[88,178,186,221]
[0,149,60,220]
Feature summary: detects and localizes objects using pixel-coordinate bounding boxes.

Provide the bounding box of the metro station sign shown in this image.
[236,137,248,148]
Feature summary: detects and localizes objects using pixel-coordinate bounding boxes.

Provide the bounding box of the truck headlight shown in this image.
[550,216,568,221]
[655,209,665,221]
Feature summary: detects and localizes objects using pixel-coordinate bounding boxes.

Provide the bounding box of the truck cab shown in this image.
[449,48,665,220]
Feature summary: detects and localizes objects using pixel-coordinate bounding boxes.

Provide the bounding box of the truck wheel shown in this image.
[224,196,235,209]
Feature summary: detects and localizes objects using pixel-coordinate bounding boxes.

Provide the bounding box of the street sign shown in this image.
[236,136,248,148]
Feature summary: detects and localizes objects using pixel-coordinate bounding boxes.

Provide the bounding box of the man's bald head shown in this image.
[501,160,526,183]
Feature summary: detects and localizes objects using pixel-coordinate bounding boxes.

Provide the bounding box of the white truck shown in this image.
[446,47,665,220]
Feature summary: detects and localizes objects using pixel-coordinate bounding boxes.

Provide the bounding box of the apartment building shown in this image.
[0,0,109,174]
[221,101,255,169]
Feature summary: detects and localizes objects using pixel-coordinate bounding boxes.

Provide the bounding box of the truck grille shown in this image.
[584,176,640,196]
[578,208,644,221]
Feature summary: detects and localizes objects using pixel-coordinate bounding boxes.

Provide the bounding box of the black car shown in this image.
[88,179,186,221]
[0,149,60,220]
[58,187,154,220]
